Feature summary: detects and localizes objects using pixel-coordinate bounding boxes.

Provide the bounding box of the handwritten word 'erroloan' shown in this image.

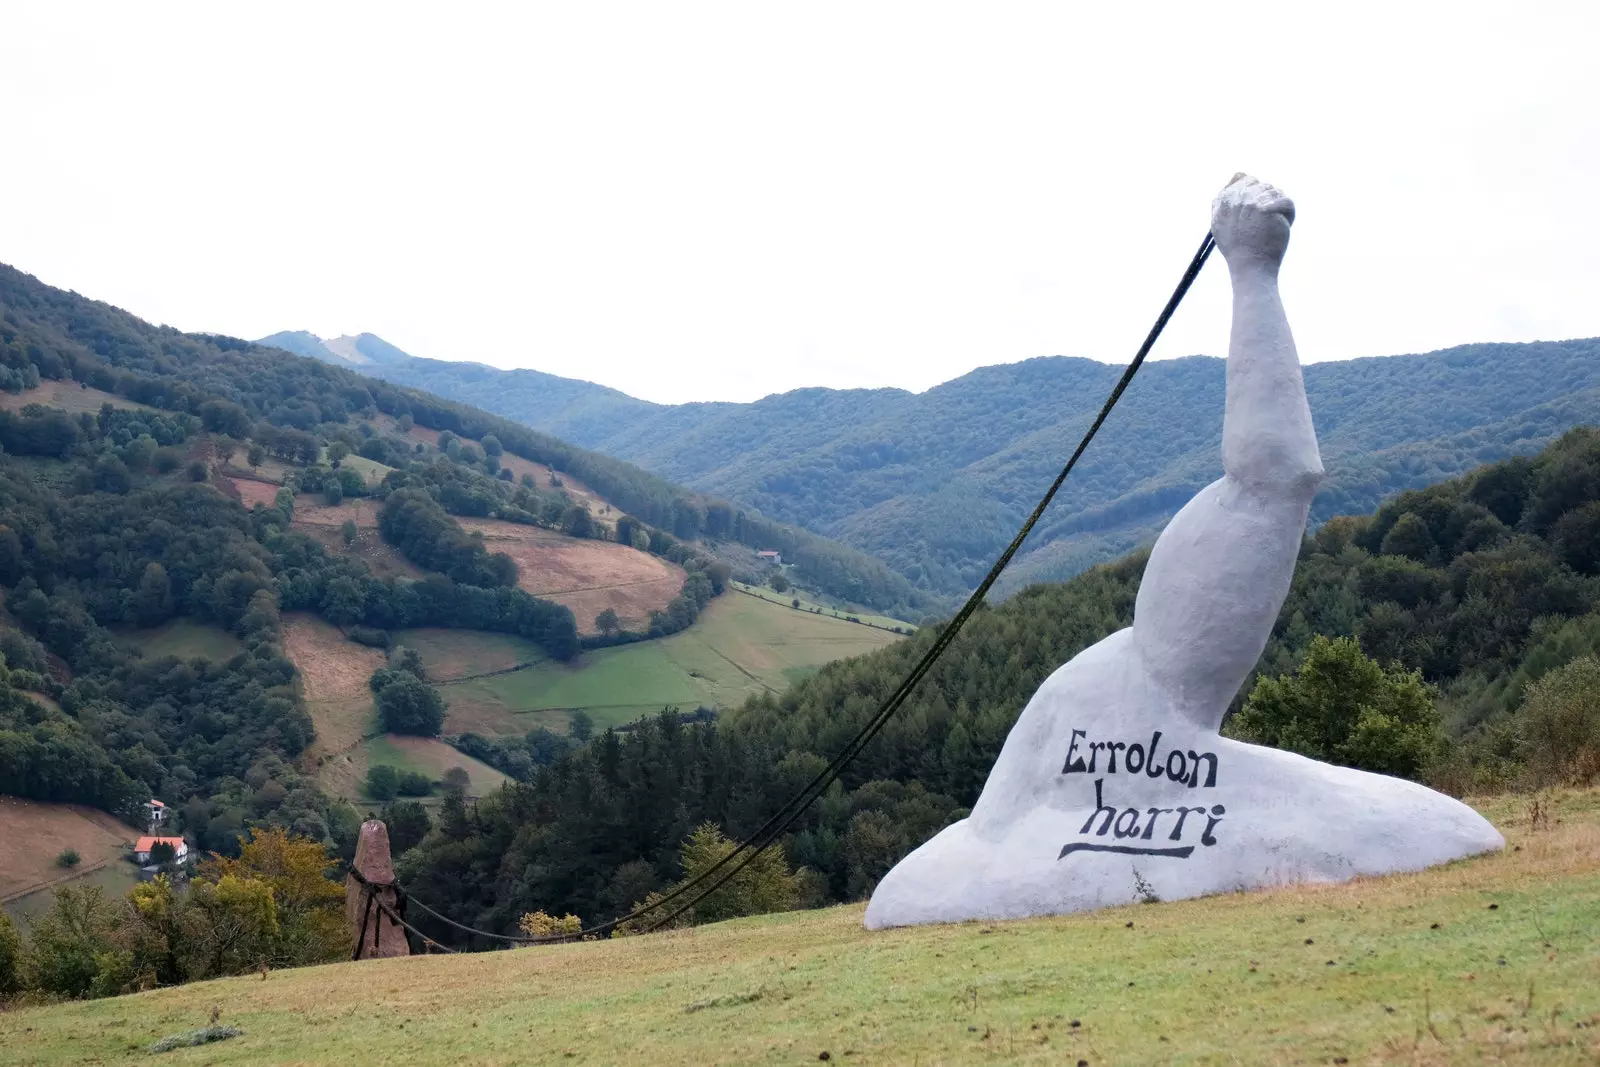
[1060,729,1217,789]
[1057,728,1225,862]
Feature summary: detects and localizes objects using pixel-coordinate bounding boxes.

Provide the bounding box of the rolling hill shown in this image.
[266,330,1600,597]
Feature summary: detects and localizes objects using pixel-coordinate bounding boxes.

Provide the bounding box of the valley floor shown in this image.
[4,791,1597,1065]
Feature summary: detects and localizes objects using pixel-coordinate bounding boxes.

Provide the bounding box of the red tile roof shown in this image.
[134,836,186,853]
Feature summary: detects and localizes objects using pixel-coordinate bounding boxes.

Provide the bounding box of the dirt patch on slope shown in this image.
[457,518,685,632]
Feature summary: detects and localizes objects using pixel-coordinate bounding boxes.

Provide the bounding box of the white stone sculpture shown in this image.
[864,175,1504,930]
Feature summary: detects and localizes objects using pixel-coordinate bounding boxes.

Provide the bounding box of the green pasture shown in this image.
[391,628,547,681]
[730,581,914,632]
[437,592,904,736]
[117,619,245,663]
[322,734,510,807]
[3,861,141,927]
[4,790,1597,1065]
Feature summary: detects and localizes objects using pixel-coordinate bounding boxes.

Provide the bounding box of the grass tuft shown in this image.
[147,1025,243,1053]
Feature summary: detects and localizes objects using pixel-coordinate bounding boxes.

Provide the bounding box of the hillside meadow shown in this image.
[429,591,903,735]
[0,798,138,925]
[3,789,1596,1065]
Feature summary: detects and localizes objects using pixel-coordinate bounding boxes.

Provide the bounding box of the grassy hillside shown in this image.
[318,734,509,806]
[115,619,244,663]
[456,517,685,634]
[4,790,1596,1065]
[0,379,151,416]
[0,797,140,924]
[323,333,1600,598]
[428,591,903,736]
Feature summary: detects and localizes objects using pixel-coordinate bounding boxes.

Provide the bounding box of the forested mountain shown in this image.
[395,428,1600,942]
[274,331,1600,598]
[0,257,941,847]
[0,265,925,617]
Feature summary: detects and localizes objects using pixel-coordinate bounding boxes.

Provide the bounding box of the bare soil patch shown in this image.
[0,796,136,903]
[230,477,281,510]
[281,613,387,757]
[457,518,685,632]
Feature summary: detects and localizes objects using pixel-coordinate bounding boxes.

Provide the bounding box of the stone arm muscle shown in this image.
[1128,247,1322,729]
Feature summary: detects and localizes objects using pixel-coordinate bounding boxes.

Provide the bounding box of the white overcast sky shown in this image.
[3,3,1596,404]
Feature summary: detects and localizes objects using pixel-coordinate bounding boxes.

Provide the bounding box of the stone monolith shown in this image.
[346,819,411,957]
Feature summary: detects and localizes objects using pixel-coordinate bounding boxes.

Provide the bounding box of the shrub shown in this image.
[384,800,431,854]
[389,646,426,681]
[56,848,81,868]
[186,460,208,482]
[516,910,582,941]
[375,674,446,736]
[396,770,433,797]
[440,766,471,796]
[149,1026,243,1054]
[1518,656,1600,787]
[341,518,358,545]
[1230,635,1441,778]
[366,765,399,801]
[0,911,20,994]
[346,625,390,650]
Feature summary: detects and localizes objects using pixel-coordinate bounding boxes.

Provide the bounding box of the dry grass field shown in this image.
[0,381,151,415]
[0,797,137,910]
[229,476,282,509]
[281,613,387,759]
[3,790,1596,1065]
[291,494,385,530]
[295,516,428,581]
[278,614,510,804]
[457,517,684,633]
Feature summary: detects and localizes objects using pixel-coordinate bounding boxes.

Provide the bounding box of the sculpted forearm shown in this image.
[1212,176,1323,497]
[1222,266,1323,495]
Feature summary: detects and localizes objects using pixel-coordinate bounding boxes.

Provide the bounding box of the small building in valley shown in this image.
[133,836,189,868]
[757,550,783,565]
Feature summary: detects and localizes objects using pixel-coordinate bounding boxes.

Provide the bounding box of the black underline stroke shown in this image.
[1057,843,1195,860]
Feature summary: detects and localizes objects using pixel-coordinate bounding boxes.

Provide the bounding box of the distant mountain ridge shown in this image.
[257,331,1600,597]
